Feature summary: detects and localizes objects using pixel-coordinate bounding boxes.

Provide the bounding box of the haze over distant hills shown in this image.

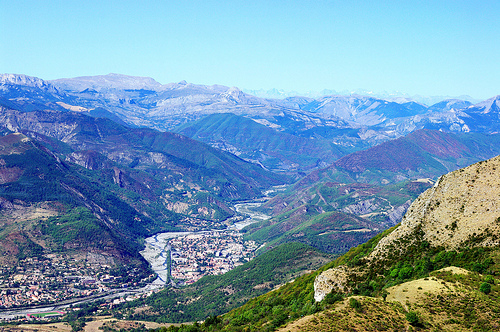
[2,73,500,175]
[243,86,480,106]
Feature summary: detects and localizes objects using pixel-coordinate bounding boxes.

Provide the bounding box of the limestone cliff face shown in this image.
[314,266,349,302]
[370,154,500,260]
[314,155,500,301]
[0,108,78,141]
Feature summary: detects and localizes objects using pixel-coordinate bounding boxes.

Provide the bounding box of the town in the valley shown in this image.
[0,228,258,313]
[167,230,258,285]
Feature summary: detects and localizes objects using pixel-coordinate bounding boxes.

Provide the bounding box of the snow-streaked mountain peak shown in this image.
[50,73,163,92]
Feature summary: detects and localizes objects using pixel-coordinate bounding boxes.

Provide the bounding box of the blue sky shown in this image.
[1,0,499,99]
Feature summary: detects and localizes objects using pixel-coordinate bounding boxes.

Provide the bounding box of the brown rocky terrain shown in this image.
[315,154,500,300]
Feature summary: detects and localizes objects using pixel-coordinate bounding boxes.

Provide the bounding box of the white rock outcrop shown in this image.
[314,266,349,302]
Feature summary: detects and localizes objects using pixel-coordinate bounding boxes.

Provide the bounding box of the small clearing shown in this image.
[84,317,180,332]
[386,266,469,310]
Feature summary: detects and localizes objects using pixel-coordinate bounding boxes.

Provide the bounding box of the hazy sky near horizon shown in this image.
[1,0,499,99]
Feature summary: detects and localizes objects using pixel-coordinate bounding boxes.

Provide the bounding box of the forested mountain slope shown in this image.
[0,106,288,226]
[160,154,500,331]
[243,129,500,255]
[0,133,151,275]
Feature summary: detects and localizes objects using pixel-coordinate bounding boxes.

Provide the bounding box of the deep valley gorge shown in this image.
[1,73,500,331]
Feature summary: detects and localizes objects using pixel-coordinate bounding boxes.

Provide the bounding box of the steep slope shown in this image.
[0,133,151,274]
[329,129,500,184]
[0,107,288,225]
[200,154,500,332]
[0,74,67,112]
[0,74,125,125]
[173,113,347,172]
[460,95,500,132]
[247,130,500,256]
[313,155,500,301]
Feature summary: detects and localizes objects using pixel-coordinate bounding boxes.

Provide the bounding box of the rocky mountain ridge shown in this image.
[314,154,500,301]
[2,73,499,138]
[0,74,61,94]
[3,73,500,177]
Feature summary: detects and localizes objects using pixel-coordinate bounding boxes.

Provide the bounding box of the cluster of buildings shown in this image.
[0,255,153,309]
[169,230,258,284]
[0,220,260,310]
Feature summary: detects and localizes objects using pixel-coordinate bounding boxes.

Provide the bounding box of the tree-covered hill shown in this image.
[0,106,289,227]
[0,133,153,274]
[173,113,348,173]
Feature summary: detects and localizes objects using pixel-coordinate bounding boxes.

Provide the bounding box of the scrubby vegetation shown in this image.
[137,223,500,332]
[109,243,332,323]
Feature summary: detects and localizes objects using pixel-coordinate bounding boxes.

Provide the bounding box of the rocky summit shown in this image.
[315,154,500,301]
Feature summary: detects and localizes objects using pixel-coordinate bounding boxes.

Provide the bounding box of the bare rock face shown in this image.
[386,199,412,226]
[0,108,78,142]
[370,155,500,260]
[112,167,123,187]
[314,155,500,302]
[0,74,61,94]
[0,197,14,210]
[314,266,349,302]
[66,151,108,170]
[341,198,378,215]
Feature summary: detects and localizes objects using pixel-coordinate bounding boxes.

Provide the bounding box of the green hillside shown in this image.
[109,242,332,323]
[0,136,159,288]
[0,108,289,222]
[244,130,500,256]
[244,207,380,255]
[244,180,432,255]
[174,113,346,173]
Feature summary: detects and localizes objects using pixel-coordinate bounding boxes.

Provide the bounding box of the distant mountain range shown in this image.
[173,113,347,173]
[243,87,479,105]
[2,73,499,174]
